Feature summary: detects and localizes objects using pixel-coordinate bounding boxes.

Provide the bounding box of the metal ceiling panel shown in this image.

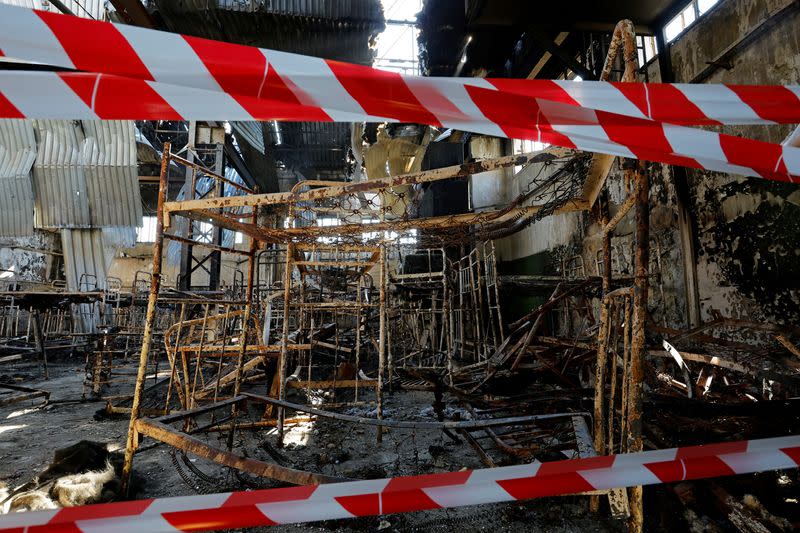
[150,0,384,65]
[232,121,265,154]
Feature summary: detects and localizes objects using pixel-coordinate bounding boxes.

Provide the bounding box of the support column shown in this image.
[121,142,170,495]
[627,165,649,533]
[377,244,387,443]
[277,242,294,445]
[227,206,258,451]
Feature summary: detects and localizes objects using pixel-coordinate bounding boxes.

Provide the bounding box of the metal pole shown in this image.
[627,164,649,533]
[276,241,294,445]
[121,142,170,495]
[227,206,258,451]
[31,309,48,380]
[377,244,387,443]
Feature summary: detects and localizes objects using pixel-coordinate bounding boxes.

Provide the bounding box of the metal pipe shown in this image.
[377,244,387,443]
[276,242,294,444]
[120,142,171,495]
[227,207,259,450]
[627,164,649,533]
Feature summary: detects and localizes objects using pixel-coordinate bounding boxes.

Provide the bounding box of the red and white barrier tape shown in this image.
[1,435,798,532]
[0,4,798,183]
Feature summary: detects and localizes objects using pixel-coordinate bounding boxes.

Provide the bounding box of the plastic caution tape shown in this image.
[0,4,798,183]
[0,435,798,532]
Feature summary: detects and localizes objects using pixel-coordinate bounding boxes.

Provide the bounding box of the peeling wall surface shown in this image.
[666,0,800,324]
[496,0,799,328]
[0,231,60,284]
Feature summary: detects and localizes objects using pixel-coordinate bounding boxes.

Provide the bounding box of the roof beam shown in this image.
[527,31,569,79]
[526,26,596,80]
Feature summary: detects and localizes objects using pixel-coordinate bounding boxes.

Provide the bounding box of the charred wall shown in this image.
[496,0,800,328]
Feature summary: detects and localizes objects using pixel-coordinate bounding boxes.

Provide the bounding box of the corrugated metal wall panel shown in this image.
[61,228,119,332]
[85,165,141,227]
[82,121,142,227]
[0,120,36,236]
[232,122,265,154]
[32,120,88,228]
[0,179,34,235]
[32,120,142,229]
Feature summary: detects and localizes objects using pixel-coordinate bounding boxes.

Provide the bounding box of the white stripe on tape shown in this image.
[675,84,767,125]
[662,123,756,176]
[0,71,97,119]
[0,6,75,69]
[265,50,387,123]
[147,80,254,121]
[554,80,649,120]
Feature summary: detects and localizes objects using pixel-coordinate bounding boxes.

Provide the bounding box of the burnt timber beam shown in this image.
[526,26,596,81]
[135,418,345,485]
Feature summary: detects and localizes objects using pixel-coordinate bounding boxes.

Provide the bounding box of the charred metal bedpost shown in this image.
[591,18,639,517]
[121,142,170,495]
[277,241,294,445]
[377,243,387,443]
[627,164,649,533]
[443,261,453,386]
[227,205,258,451]
[31,309,48,380]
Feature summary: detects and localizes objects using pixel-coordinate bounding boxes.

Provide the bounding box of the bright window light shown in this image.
[317,217,341,244]
[235,232,244,244]
[665,2,699,43]
[698,0,719,14]
[361,218,380,242]
[399,229,418,245]
[375,0,422,74]
[196,221,213,244]
[136,216,157,242]
[513,138,549,173]
[682,4,697,26]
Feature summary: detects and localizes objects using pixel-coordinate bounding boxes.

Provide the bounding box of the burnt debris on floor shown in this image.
[2,0,800,532]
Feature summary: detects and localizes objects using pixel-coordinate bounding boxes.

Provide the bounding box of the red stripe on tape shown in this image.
[223,484,316,507]
[382,489,442,515]
[327,60,441,126]
[719,134,788,182]
[682,456,737,480]
[36,10,152,81]
[645,455,737,483]
[612,82,719,125]
[778,446,800,465]
[727,84,800,124]
[185,35,329,121]
[385,469,471,492]
[46,498,153,524]
[498,472,595,499]
[597,110,700,169]
[487,79,580,106]
[676,439,748,459]
[0,91,24,119]
[59,72,182,120]
[380,469,470,514]
[335,493,380,516]
[464,85,576,148]
[28,524,81,533]
[164,505,277,531]
[537,454,614,476]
